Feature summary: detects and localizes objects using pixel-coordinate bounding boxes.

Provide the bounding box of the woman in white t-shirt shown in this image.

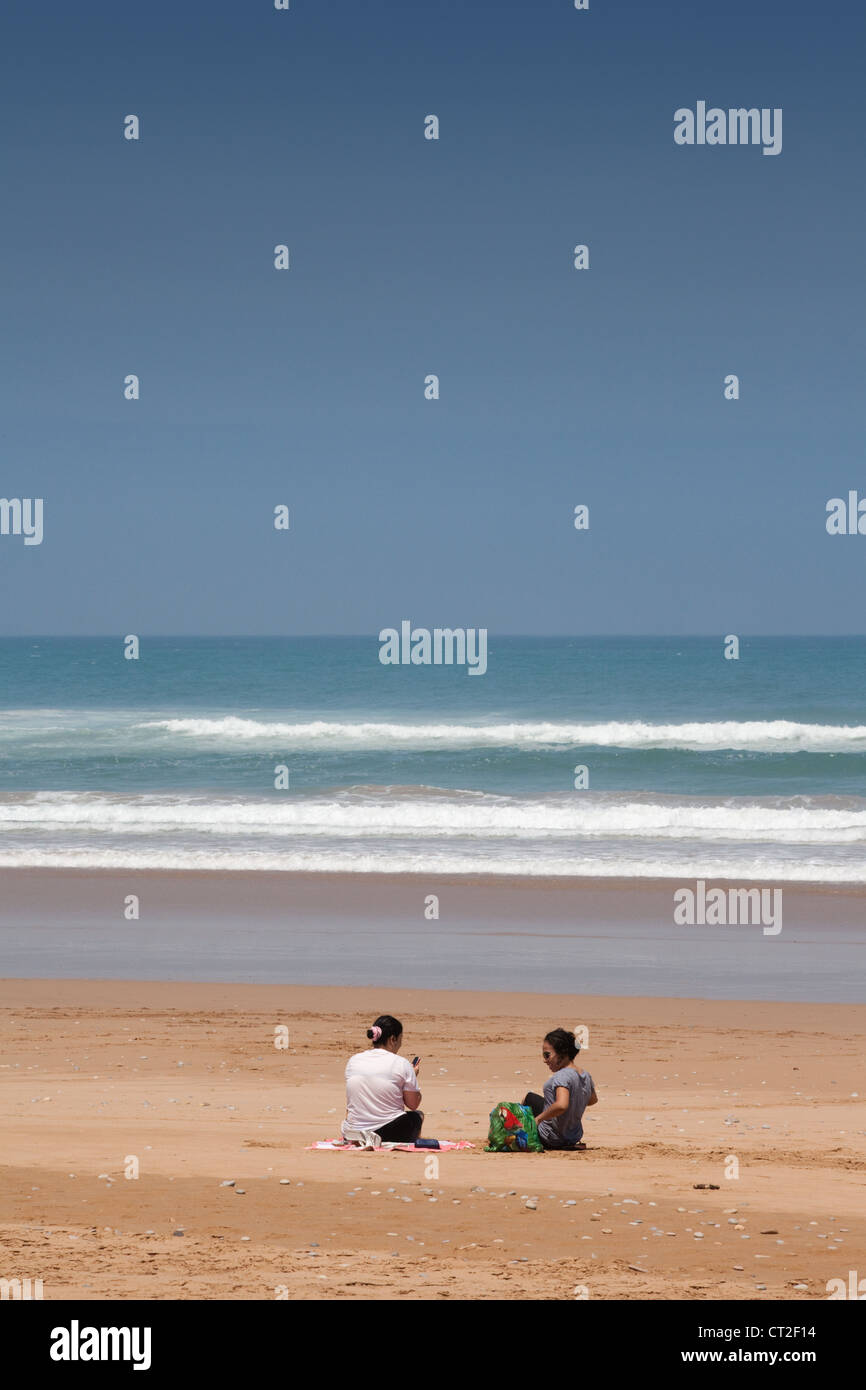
[343,1014,423,1143]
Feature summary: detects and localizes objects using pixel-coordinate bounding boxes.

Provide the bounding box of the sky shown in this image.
[2,0,864,635]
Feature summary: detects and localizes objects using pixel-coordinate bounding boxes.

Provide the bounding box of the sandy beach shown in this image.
[1,977,863,1301]
[5,0,866,1323]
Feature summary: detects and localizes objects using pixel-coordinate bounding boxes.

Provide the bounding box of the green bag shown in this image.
[484,1101,544,1153]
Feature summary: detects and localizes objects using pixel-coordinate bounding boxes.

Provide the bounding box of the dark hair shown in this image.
[544,1028,579,1061]
[367,1014,403,1047]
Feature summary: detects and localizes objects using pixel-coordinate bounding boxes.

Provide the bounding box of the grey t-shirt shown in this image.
[537,1067,593,1149]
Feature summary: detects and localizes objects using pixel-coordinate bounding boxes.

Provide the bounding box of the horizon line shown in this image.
[3,633,866,642]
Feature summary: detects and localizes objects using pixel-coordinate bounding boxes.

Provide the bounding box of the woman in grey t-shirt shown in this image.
[523,1028,598,1149]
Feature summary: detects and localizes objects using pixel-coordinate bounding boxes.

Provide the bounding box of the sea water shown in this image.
[1,635,865,882]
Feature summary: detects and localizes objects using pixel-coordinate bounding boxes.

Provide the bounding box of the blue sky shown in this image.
[2,0,864,634]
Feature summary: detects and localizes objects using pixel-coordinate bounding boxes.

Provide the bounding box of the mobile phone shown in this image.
[412,1055,421,1066]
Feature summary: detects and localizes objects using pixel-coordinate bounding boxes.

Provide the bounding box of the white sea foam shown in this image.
[0,843,863,881]
[0,789,864,881]
[2,789,866,843]
[134,716,866,753]
[5,710,866,755]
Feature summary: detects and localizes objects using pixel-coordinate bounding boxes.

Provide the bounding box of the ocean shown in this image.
[1,635,865,882]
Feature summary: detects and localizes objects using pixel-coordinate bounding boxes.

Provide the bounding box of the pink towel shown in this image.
[307,1139,474,1152]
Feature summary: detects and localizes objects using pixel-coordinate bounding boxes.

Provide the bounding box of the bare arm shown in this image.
[588,1085,599,1107]
[403,1059,421,1110]
[534,1085,569,1126]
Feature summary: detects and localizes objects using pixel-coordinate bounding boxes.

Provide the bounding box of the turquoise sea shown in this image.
[1,635,865,881]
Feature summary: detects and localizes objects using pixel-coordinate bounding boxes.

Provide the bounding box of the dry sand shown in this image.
[1,979,864,1300]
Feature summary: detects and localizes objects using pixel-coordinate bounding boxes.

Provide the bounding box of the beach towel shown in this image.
[484,1102,544,1153]
[308,1139,474,1152]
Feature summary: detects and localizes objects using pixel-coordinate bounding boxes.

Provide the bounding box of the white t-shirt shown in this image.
[345,1049,419,1130]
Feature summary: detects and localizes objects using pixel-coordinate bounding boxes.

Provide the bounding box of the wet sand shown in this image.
[1,868,865,999]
